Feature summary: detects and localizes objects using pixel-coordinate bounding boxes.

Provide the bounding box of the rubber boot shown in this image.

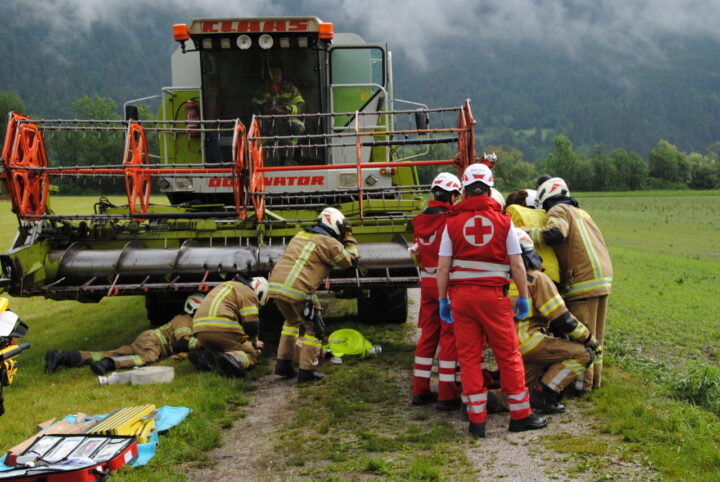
[44,350,82,374]
[297,369,326,383]
[188,349,216,372]
[468,422,486,438]
[216,353,246,378]
[508,412,548,433]
[90,357,116,376]
[274,358,297,378]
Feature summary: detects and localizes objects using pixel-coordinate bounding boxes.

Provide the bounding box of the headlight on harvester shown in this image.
[258,34,274,49]
[175,178,194,191]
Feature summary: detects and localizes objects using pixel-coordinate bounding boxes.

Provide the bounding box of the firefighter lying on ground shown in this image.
[45,293,206,375]
[436,163,547,438]
[189,277,270,378]
[487,229,602,414]
[409,172,462,409]
[529,177,613,392]
[269,207,359,383]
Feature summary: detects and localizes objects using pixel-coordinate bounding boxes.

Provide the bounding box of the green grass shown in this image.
[539,191,720,480]
[1,192,720,479]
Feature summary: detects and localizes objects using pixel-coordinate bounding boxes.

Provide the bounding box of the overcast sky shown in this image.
[18,0,720,67]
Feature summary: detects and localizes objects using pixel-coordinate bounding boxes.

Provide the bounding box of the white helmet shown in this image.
[431,172,462,193]
[536,177,569,205]
[250,277,269,305]
[524,189,539,209]
[184,292,205,315]
[318,207,345,237]
[514,227,534,252]
[461,163,494,188]
[490,188,505,208]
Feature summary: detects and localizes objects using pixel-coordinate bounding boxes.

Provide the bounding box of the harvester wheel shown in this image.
[145,294,186,327]
[357,288,408,324]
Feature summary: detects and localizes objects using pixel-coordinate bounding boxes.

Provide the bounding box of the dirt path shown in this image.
[186,288,653,481]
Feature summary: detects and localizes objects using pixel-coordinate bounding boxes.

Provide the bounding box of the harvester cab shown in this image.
[0,16,482,325]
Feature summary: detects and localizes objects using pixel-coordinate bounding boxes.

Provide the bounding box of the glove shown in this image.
[407,242,419,256]
[514,296,530,319]
[313,311,326,341]
[439,298,453,324]
[585,334,603,358]
[173,338,190,354]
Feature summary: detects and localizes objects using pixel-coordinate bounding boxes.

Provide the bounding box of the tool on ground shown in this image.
[87,404,156,443]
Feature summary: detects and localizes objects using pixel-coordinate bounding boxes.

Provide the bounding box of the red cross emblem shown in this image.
[418,232,437,246]
[463,216,494,246]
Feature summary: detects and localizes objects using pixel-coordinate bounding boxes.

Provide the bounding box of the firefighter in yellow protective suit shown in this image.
[529,177,613,392]
[45,293,206,375]
[190,277,270,378]
[270,207,359,383]
[489,229,602,414]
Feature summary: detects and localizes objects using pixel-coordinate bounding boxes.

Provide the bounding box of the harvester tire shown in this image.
[357,288,408,324]
[145,294,186,327]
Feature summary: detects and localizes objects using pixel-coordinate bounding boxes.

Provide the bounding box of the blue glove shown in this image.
[514,296,529,319]
[439,298,453,324]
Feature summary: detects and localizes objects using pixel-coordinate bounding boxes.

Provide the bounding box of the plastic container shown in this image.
[98,371,132,386]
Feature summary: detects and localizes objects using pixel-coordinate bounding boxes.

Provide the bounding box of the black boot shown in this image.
[411,392,437,406]
[217,353,246,378]
[508,412,548,432]
[531,384,566,414]
[188,349,216,372]
[468,422,486,438]
[45,350,82,374]
[90,358,116,376]
[274,359,297,378]
[297,369,326,383]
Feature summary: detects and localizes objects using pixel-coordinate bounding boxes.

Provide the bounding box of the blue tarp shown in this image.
[0,405,191,470]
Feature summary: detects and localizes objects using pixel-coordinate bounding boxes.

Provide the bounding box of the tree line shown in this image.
[2,92,719,197]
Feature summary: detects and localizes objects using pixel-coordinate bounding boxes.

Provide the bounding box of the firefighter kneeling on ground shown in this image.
[189,277,270,378]
[269,207,359,383]
[436,163,547,438]
[45,293,206,375]
[488,228,602,414]
[409,172,462,409]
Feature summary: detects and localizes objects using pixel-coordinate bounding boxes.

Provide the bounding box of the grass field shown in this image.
[0,191,718,480]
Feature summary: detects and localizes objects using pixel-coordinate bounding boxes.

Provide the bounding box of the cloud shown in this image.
[16,0,720,66]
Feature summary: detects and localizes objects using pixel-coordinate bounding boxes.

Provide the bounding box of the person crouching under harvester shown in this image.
[190,277,269,378]
[45,293,206,375]
[409,172,462,409]
[488,229,601,414]
[269,207,359,383]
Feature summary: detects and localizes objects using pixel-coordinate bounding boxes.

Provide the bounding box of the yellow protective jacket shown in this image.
[152,314,195,357]
[193,281,260,342]
[529,203,612,300]
[516,270,591,355]
[268,230,357,304]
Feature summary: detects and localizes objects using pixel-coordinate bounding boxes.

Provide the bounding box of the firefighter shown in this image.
[409,172,462,409]
[489,229,602,414]
[190,277,270,378]
[44,293,206,375]
[530,177,613,392]
[436,163,547,438]
[269,207,359,383]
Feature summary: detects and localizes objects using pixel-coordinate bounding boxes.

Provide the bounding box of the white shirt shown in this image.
[438,220,520,257]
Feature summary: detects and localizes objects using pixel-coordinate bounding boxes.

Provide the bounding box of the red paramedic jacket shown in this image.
[412,200,452,289]
[445,195,512,287]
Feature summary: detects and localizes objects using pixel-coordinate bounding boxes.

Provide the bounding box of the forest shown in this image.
[1,2,719,192]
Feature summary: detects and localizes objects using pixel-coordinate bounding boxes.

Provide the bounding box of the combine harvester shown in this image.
[0,17,486,324]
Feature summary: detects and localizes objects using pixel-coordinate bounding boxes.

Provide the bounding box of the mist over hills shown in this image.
[2,0,720,161]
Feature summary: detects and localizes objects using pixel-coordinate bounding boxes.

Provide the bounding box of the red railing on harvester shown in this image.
[0,100,481,221]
